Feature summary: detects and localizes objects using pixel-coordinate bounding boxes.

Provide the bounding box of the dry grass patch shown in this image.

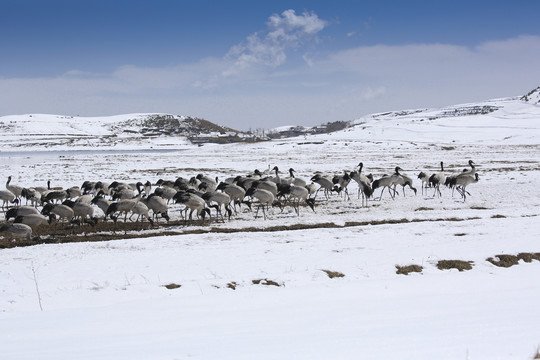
[437,260,473,272]
[487,253,540,267]
[321,269,345,278]
[226,282,238,290]
[487,255,519,268]
[415,207,434,211]
[517,252,540,263]
[454,233,467,237]
[491,214,507,218]
[163,283,181,290]
[396,264,423,275]
[252,279,282,287]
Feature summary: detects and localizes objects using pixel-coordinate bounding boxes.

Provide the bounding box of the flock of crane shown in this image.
[0,160,480,242]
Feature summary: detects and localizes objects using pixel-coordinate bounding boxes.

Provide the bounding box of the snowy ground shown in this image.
[1,99,540,359]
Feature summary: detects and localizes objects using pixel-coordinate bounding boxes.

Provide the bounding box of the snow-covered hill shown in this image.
[0,113,251,151]
[326,96,540,145]
[1,87,539,152]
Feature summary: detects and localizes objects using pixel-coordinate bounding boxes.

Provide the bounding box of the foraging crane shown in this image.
[0,223,32,242]
[245,187,279,220]
[5,206,40,221]
[201,191,232,221]
[41,203,75,232]
[216,182,246,214]
[90,191,112,218]
[196,174,218,192]
[392,168,417,197]
[62,200,98,226]
[13,214,49,229]
[173,191,211,223]
[250,180,278,196]
[105,193,142,223]
[141,194,170,223]
[277,184,315,215]
[310,174,335,199]
[130,201,154,226]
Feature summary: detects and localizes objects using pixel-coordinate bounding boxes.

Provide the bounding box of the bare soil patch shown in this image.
[396,264,423,275]
[437,260,474,272]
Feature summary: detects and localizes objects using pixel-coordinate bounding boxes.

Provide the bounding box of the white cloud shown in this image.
[223,9,327,76]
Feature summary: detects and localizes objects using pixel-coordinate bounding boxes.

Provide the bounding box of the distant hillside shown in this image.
[319,89,540,145]
[0,113,263,151]
[1,86,539,151]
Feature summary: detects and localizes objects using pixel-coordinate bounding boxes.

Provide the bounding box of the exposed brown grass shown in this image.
[226,282,238,290]
[0,215,484,249]
[486,255,520,268]
[437,260,473,272]
[163,283,181,289]
[517,252,540,263]
[491,214,507,218]
[487,253,540,267]
[252,279,282,287]
[395,264,423,275]
[321,269,345,278]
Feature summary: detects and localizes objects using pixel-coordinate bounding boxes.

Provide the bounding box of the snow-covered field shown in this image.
[1,95,540,359]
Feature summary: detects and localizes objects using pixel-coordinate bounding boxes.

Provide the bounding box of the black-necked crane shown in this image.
[5,206,40,221]
[251,180,278,196]
[216,182,246,214]
[153,186,176,204]
[417,172,430,195]
[196,174,217,192]
[392,168,417,197]
[44,189,68,204]
[105,193,142,224]
[201,191,232,221]
[350,171,373,207]
[0,223,32,242]
[142,194,170,223]
[428,161,446,197]
[173,191,211,224]
[42,203,75,233]
[372,167,404,200]
[332,171,352,201]
[455,173,479,201]
[21,188,41,207]
[130,201,154,226]
[14,214,48,229]
[245,187,279,220]
[62,200,98,226]
[6,176,23,201]
[310,174,335,199]
[281,168,307,187]
[277,184,315,215]
[90,191,112,218]
[0,189,17,209]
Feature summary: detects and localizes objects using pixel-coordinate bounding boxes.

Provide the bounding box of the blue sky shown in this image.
[2,0,540,130]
